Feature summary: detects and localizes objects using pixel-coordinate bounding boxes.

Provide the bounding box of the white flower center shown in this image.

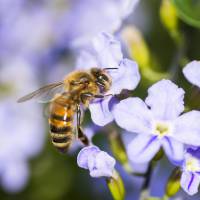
[185,155,200,172]
[152,121,173,138]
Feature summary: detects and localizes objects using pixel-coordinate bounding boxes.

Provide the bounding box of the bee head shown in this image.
[90,68,112,93]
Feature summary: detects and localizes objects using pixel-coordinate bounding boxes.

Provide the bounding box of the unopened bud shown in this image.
[106,170,125,200]
[160,0,180,43]
[109,130,133,174]
[165,167,181,197]
[121,26,150,69]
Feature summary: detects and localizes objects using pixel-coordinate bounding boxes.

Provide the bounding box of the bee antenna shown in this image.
[103,67,118,70]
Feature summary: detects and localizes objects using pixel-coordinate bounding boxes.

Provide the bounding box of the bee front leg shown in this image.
[76,104,89,146]
[80,93,113,103]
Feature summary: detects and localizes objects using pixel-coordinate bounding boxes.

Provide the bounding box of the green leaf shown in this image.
[172,0,200,28]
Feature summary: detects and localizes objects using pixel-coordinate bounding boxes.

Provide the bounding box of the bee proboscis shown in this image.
[18,67,114,153]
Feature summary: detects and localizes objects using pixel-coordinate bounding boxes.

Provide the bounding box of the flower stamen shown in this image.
[152,121,173,138]
[185,155,200,172]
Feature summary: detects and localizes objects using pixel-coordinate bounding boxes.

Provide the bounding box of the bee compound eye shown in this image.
[100,74,109,82]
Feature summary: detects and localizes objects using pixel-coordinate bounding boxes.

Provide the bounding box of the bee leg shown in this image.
[78,127,89,146]
[93,94,113,99]
[80,93,113,103]
[76,104,89,146]
[80,92,93,104]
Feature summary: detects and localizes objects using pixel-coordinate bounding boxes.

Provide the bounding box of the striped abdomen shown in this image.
[49,100,75,153]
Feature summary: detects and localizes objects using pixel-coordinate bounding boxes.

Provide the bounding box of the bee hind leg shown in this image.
[76,104,89,146]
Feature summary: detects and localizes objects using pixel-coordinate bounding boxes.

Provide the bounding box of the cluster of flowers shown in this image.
[76,33,200,196]
[0,0,138,193]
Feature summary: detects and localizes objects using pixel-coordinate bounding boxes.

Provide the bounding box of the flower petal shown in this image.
[187,147,200,160]
[77,146,100,169]
[162,137,184,164]
[89,96,114,126]
[145,80,185,120]
[180,171,200,195]
[93,32,123,68]
[183,60,200,88]
[118,0,139,18]
[113,97,153,134]
[127,134,161,163]
[2,160,29,193]
[76,50,98,70]
[109,58,140,94]
[88,151,116,178]
[174,111,200,146]
[77,146,116,178]
[60,0,122,48]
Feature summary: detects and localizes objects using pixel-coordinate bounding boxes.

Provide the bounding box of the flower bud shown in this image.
[165,168,181,197]
[160,0,180,43]
[108,130,133,173]
[106,170,125,200]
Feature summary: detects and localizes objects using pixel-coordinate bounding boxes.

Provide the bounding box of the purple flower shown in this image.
[180,149,200,195]
[183,61,200,88]
[113,79,200,164]
[76,32,140,126]
[77,146,116,178]
[56,0,139,48]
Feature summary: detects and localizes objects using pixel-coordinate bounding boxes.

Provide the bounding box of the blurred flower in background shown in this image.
[183,61,200,88]
[0,59,45,192]
[56,0,139,48]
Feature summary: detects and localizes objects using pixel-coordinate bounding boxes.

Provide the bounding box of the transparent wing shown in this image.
[17,82,66,103]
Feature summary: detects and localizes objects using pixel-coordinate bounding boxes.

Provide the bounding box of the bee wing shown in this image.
[17,82,66,103]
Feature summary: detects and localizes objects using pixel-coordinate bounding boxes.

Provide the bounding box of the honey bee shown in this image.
[18,67,114,153]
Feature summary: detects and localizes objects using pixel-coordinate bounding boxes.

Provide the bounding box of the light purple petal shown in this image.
[118,0,139,18]
[89,96,114,126]
[77,146,116,178]
[88,151,116,178]
[180,171,200,195]
[58,0,122,48]
[162,137,184,164]
[1,160,29,193]
[183,60,200,88]
[76,50,98,70]
[174,111,200,146]
[109,58,140,94]
[145,80,185,120]
[127,134,161,163]
[64,0,138,48]
[113,97,153,134]
[92,32,123,68]
[77,146,100,169]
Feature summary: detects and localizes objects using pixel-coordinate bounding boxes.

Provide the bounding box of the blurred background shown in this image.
[0,0,200,199]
